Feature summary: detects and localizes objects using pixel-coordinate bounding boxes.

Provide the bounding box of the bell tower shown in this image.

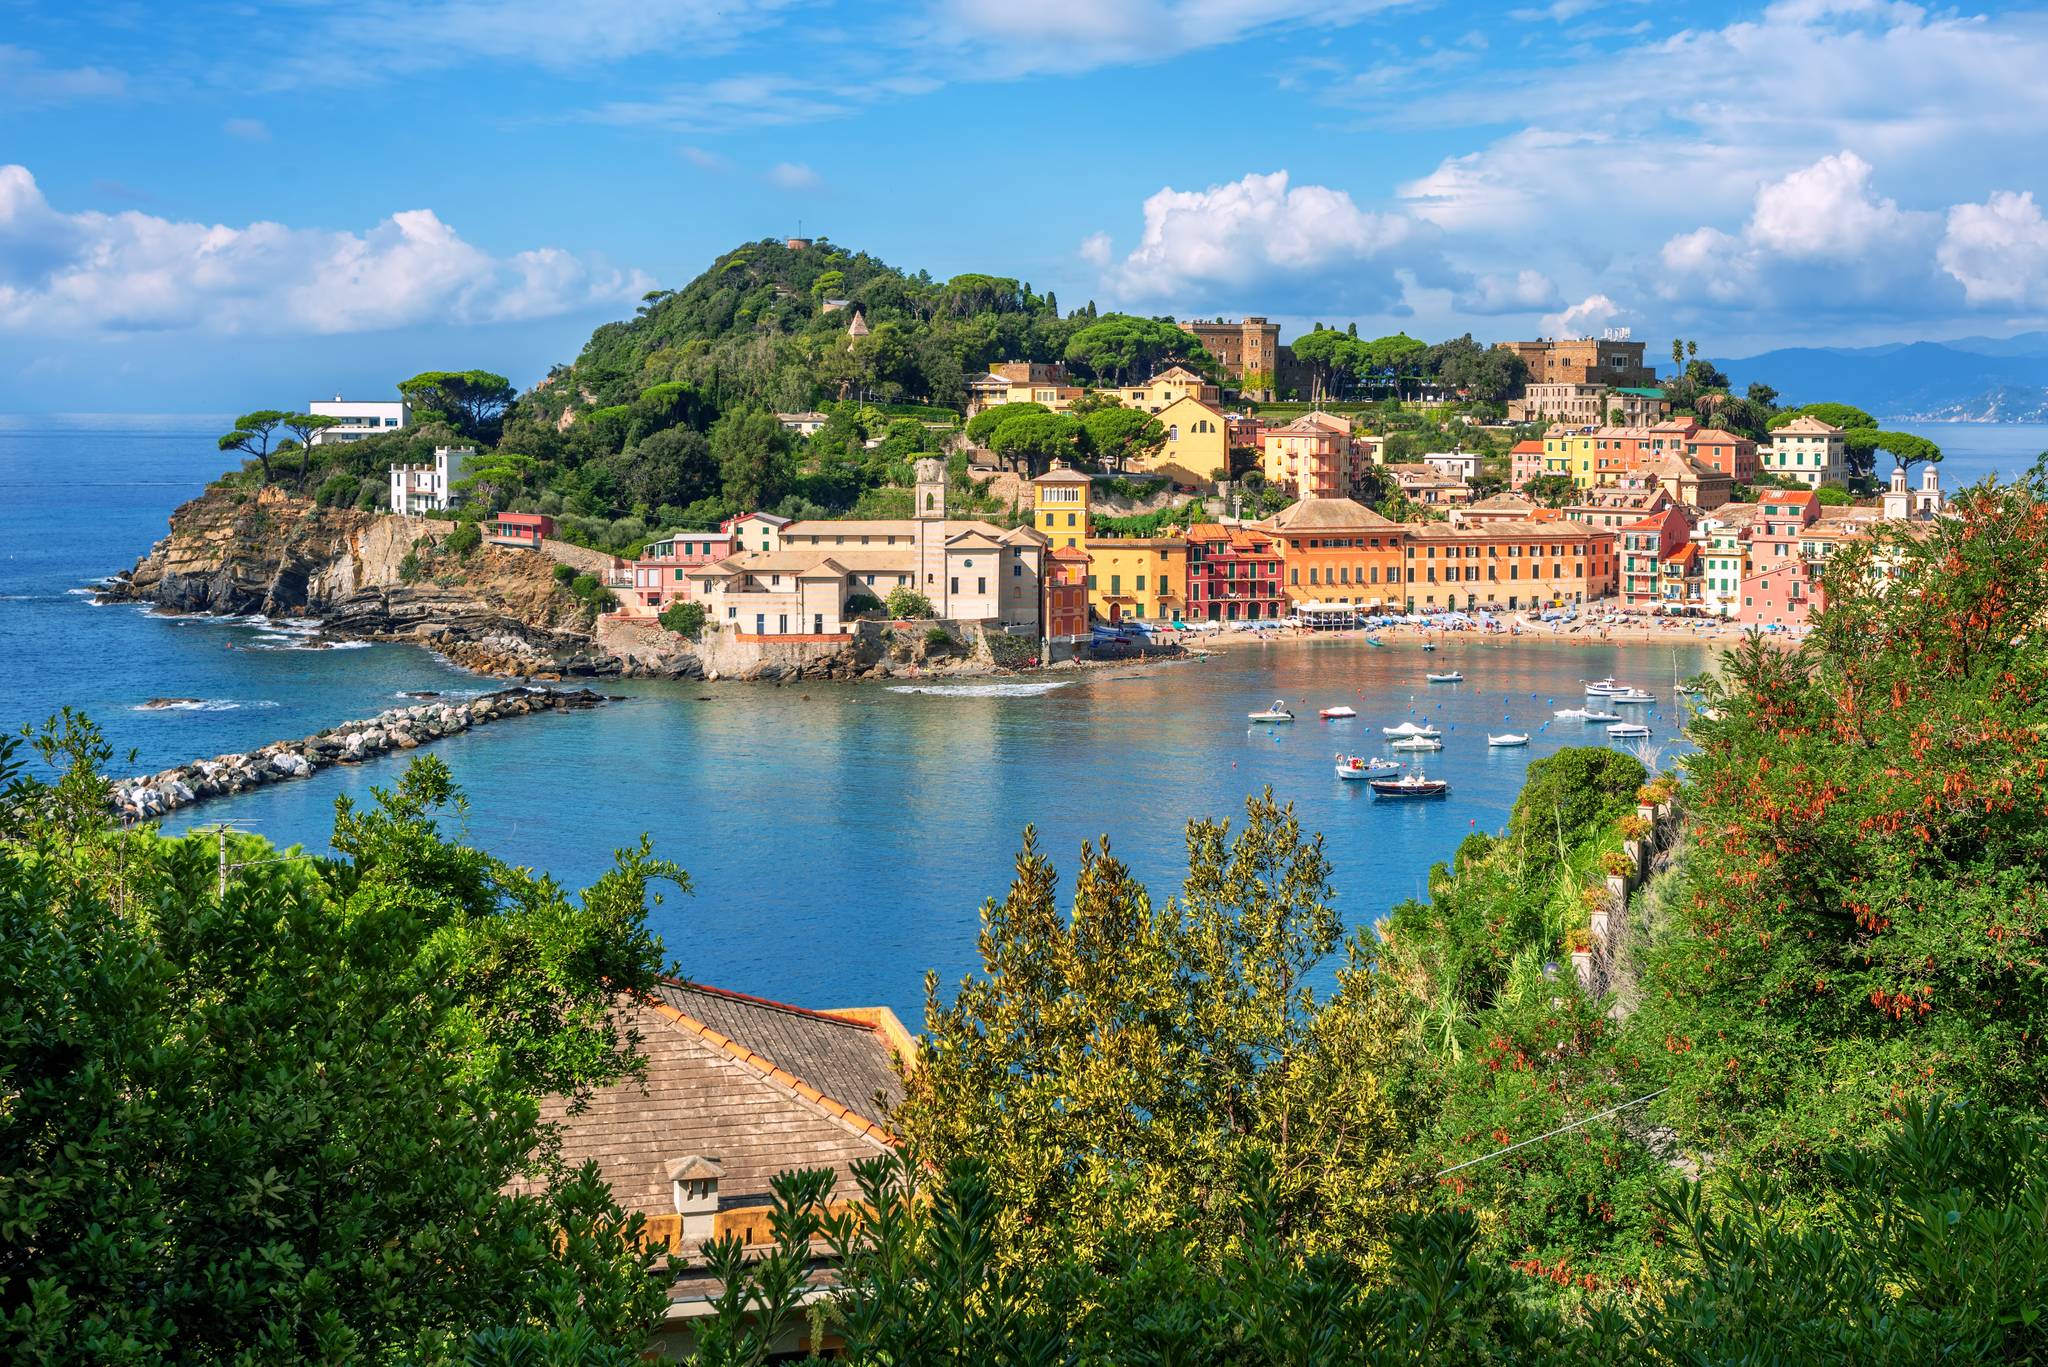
[914,457,949,611]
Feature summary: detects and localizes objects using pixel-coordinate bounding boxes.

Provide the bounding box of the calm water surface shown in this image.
[0,414,1804,1016]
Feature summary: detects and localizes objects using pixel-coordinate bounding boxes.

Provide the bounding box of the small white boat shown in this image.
[1248,699,1295,723]
[1335,754,1401,780]
[1607,723,1652,739]
[1584,678,1623,695]
[1319,705,1357,720]
[1610,690,1655,705]
[1426,671,1464,684]
[1488,733,1530,747]
[1382,721,1442,738]
[1370,770,1450,799]
[1582,709,1622,723]
[1391,735,1443,752]
[1553,707,1592,720]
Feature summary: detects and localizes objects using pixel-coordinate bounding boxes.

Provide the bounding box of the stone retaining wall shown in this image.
[108,687,606,822]
[1573,795,1683,1006]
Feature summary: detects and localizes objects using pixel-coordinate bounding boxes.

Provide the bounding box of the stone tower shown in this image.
[914,457,949,611]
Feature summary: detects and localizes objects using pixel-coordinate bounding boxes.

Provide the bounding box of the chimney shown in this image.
[669,1156,724,1248]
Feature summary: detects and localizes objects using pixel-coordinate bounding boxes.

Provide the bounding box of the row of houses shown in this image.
[1537,414,1852,494]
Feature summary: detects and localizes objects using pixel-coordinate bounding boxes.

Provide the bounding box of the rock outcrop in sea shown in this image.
[108,686,606,822]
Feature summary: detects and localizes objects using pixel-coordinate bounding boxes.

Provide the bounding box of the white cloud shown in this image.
[1454,268,1560,314]
[1938,191,2048,309]
[0,45,125,107]
[679,145,731,172]
[764,162,821,191]
[1099,170,1440,310]
[1077,232,1112,267]
[223,117,271,143]
[1655,152,1945,312]
[303,0,795,76]
[0,165,651,337]
[1543,293,1626,338]
[928,0,1424,77]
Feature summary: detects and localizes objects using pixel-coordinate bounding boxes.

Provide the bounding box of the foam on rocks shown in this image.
[107,687,606,822]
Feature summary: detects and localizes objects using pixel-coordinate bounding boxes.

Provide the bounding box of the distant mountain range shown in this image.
[1718,334,2048,422]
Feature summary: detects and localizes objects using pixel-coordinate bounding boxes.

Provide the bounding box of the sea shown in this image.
[5,415,2042,1018]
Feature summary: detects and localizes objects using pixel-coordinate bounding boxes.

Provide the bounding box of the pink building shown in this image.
[617,530,737,615]
[1687,428,1759,482]
[1509,439,1545,490]
[1737,560,1816,628]
[486,511,554,550]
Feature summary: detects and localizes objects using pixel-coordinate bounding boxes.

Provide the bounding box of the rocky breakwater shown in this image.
[103,485,624,678]
[108,687,605,822]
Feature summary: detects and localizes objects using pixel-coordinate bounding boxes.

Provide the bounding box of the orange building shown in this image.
[1257,497,1406,609]
[1400,520,1616,612]
[1043,545,1091,642]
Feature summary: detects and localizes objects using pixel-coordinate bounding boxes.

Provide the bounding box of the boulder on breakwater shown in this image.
[107,686,606,822]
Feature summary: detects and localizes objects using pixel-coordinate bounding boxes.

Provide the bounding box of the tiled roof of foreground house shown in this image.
[533,981,910,1227]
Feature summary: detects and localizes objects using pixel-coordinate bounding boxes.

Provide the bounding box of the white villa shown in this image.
[687,460,1049,639]
[310,397,410,444]
[388,446,476,514]
[1760,417,1847,487]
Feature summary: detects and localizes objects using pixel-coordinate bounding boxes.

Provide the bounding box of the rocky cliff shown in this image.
[104,486,624,676]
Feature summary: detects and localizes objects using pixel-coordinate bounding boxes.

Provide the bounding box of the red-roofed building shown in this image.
[1686,428,1759,482]
[1186,522,1286,621]
[1619,506,1691,606]
[1737,488,1824,627]
[486,511,555,550]
[1658,540,1704,607]
[1044,544,1092,642]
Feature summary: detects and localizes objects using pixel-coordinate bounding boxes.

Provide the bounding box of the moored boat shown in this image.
[1370,770,1450,799]
[1487,733,1530,747]
[1247,699,1295,723]
[1610,689,1655,705]
[1426,671,1464,683]
[1607,722,1652,739]
[1382,721,1442,738]
[1335,754,1401,780]
[1584,677,1623,695]
[1583,709,1622,723]
[1391,735,1443,752]
[1553,707,1592,720]
[1319,704,1357,719]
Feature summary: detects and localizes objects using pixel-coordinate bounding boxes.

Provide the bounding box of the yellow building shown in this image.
[1107,365,1222,413]
[1542,426,1600,488]
[1123,395,1230,486]
[1031,463,1092,550]
[1084,538,1187,624]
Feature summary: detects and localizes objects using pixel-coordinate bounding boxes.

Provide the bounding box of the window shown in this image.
[1136,575,1147,591]
[1110,575,1121,594]
[755,613,764,634]
[778,614,788,633]
[814,613,823,633]
[977,577,986,594]
[1012,563,1022,577]
[950,577,960,594]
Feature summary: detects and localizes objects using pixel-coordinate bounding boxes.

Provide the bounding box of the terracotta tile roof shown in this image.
[1687,428,1750,445]
[1510,440,1545,454]
[531,982,912,1230]
[1260,496,1396,531]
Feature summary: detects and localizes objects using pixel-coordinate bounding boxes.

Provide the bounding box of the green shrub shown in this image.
[397,551,423,585]
[313,473,360,508]
[658,601,705,638]
[924,625,956,651]
[442,522,481,557]
[552,563,577,585]
[843,593,885,617]
[885,586,936,619]
[570,573,600,598]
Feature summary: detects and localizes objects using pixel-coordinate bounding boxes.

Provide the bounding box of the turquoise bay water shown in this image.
[11,413,2026,1018]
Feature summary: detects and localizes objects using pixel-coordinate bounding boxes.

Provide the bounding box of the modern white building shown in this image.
[389,446,476,514]
[1760,417,1846,488]
[310,396,410,445]
[1420,450,1481,482]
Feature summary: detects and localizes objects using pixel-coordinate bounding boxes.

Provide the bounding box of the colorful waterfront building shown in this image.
[1508,439,1546,490]
[1031,463,1093,550]
[1257,497,1405,611]
[1043,545,1092,642]
[1260,412,1355,500]
[1619,506,1692,606]
[1400,520,1615,613]
[1084,537,1187,624]
[615,529,739,616]
[1129,395,1230,485]
[1185,523,1286,622]
[1760,416,1847,487]
[1685,428,1759,482]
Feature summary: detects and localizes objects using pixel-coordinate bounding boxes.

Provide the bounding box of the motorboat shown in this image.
[1582,709,1623,723]
[1487,733,1530,747]
[1553,707,1592,720]
[1382,721,1442,738]
[1610,689,1656,705]
[1391,735,1443,752]
[1335,754,1401,780]
[1607,722,1652,739]
[1370,770,1450,799]
[1426,671,1464,684]
[1584,678,1623,695]
[1319,704,1358,719]
[1247,700,1295,723]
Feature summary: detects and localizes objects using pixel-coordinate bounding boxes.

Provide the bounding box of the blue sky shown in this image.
[5,0,2048,411]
